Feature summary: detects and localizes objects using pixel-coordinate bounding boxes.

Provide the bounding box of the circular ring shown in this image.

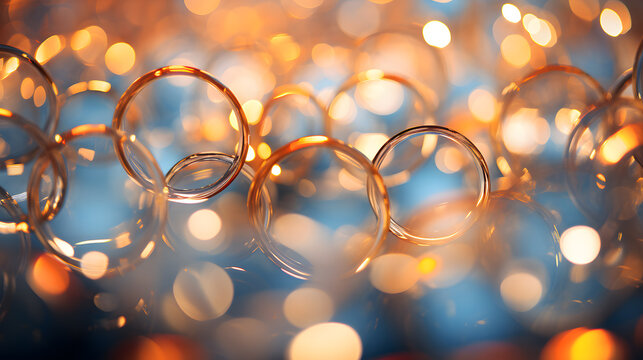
[608,68,632,100]
[0,44,59,137]
[373,125,490,244]
[0,109,67,220]
[113,65,249,201]
[163,152,269,261]
[27,124,167,277]
[247,135,390,279]
[633,38,643,101]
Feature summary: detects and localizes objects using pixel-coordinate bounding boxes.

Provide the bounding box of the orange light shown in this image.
[598,123,643,164]
[31,254,70,295]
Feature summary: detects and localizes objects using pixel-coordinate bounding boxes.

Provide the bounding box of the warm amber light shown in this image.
[560,225,601,265]
[600,8,622,37]
[500,34,531,67]
[569,0,599,21]
[31,253,70,295]
[289,322,362,360]
[283,287,335,328]
[422,21,451,48]
[468,88,497,123]
[105,42,136,75]
[501,4,521,23]
[187,209,222,241]
[184,0,220,15]
[500,271,543,312]
[35,35,64,64]
[598,123,643,164]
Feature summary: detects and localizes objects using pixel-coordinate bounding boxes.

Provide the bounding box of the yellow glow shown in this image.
[355,79,404,116]
[1,57,19,80]
[243,99,263,125]
[369,253,420,294]
[271,164,282,176]
[353,132,388,160]
[289,322,362,360]
[526,18,557,47]
[600,8,622,37]
[502,108,550,154]
[33,86,46,107]
[246,145,256,161]
[257,142,272,159]
[71,29,91,51]
[6,163,23,176]
[560,225,601,265]
[606,1,631,34]
[184,0,220,15]
[284,287,335,328]
[105,42,135,75]
[270,34,301,62]
[569,0,600,21]
[329,92,357,124]
[422,21,451,48]
[20,77,34,99]
[500,272,543,312]
[31,254,69,296]
[88,80,111,92]
[35,35,64,64]
[501,34,531,67]
[598,123,643,164]
[502,4,521,23]
[468,88,497,123]
[187,209,222,241]
[435,146,465,174]
[140,241,155,259]
[173,262,233,321]
[80,251,109,280]
[554,108,581,135]
[418,257,437,275]
[570,329,617,360]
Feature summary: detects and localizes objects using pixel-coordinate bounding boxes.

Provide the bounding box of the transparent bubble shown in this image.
[113,65,249,201]
[0,110,66,217]
[247,136,389,279]
[163,152,266,263]
[373,125,490,244]
[566,98,643,224]
[27,125,167,278]
[327,71,434,166]
[250,85,329,169]
[58,80,119,133]
[493,65,605,186]
[0,44,58,136]
[353,29,447,109]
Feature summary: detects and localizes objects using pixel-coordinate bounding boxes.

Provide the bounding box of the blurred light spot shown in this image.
[270,34,301,62]
[526,17,557,47]
[81,251,109,279]
[105,42,135,75]
[354,132,388,160]
[337,0,380,38]
[187,209,222,241]
[1,57,19,80]
[569,0,599,21]
[338,168,364,191]
[600,8,622,37]
[435,146,465,174]
[500,34,531,67]
[369,253,420,294]
[422,21,451,48]
[71,29,91,50]
[140,241,155,259]
[468,88,497,123]
[606,1,631,34]
[35,35,64,64]
[571,329,620,360]
[289,322,362,360]
[420,244,474,288]
[560,226,601,265]
[295,0,324,8]
[173,262,233,321]
[31,253,69,295]
[184,0,220,15]
[284,287,335,328]
[246,145,256,161]
[418,257,437,275]
[329,92,357,124]
[271,164,282,176]
[257,142,272,159]
[355,79,404,115]
[33,86,46,107]
[53,237,75,257]
[78,147,96,161]
[502,3,521,23]
[555,108,581,135]
[6,163,23,176]
[598,123,643,164]
[88,80,111,92]
[500,272,543,312]
[312,43,336,68]
[94,292,118,312]
[20,77,34,99]
[243,99,263,125]
[502,108,549,154]
[298,179,316,197]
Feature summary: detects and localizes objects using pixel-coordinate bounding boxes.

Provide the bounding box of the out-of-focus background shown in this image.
[0,0,642,359]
